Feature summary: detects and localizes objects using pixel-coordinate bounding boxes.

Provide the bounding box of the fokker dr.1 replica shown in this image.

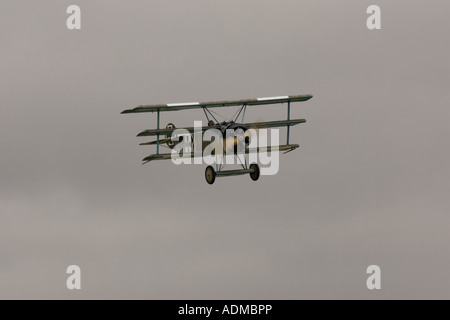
[121,94,313,184]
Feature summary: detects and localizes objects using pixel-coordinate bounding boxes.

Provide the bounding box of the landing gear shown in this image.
[249,163,260,181]
[205,164,260,184]
[205,166,216,185]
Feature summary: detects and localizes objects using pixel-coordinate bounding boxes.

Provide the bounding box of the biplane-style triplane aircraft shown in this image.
[121,94,313,184]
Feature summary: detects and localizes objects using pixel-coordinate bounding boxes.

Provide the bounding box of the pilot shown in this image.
[208,120,215,127]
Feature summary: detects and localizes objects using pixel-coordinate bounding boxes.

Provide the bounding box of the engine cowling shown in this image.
[222,123,251,153]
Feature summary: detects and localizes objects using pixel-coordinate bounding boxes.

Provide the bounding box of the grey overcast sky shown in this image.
[0,0,449,299]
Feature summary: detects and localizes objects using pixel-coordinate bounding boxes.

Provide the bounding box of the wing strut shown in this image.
[203,107,220,125]
[287,100,291,145]
[241,104,247,123]
[157,109,160,154]
[234,106,243,122]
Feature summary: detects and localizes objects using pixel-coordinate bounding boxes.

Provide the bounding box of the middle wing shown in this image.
[137,119,306,137]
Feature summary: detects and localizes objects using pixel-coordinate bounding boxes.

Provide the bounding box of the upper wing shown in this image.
[137,119,306,137]
[121,94,313,114]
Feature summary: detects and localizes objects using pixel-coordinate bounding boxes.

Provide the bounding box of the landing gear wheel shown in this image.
[249,163,260,181]
[205,166,216,185]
